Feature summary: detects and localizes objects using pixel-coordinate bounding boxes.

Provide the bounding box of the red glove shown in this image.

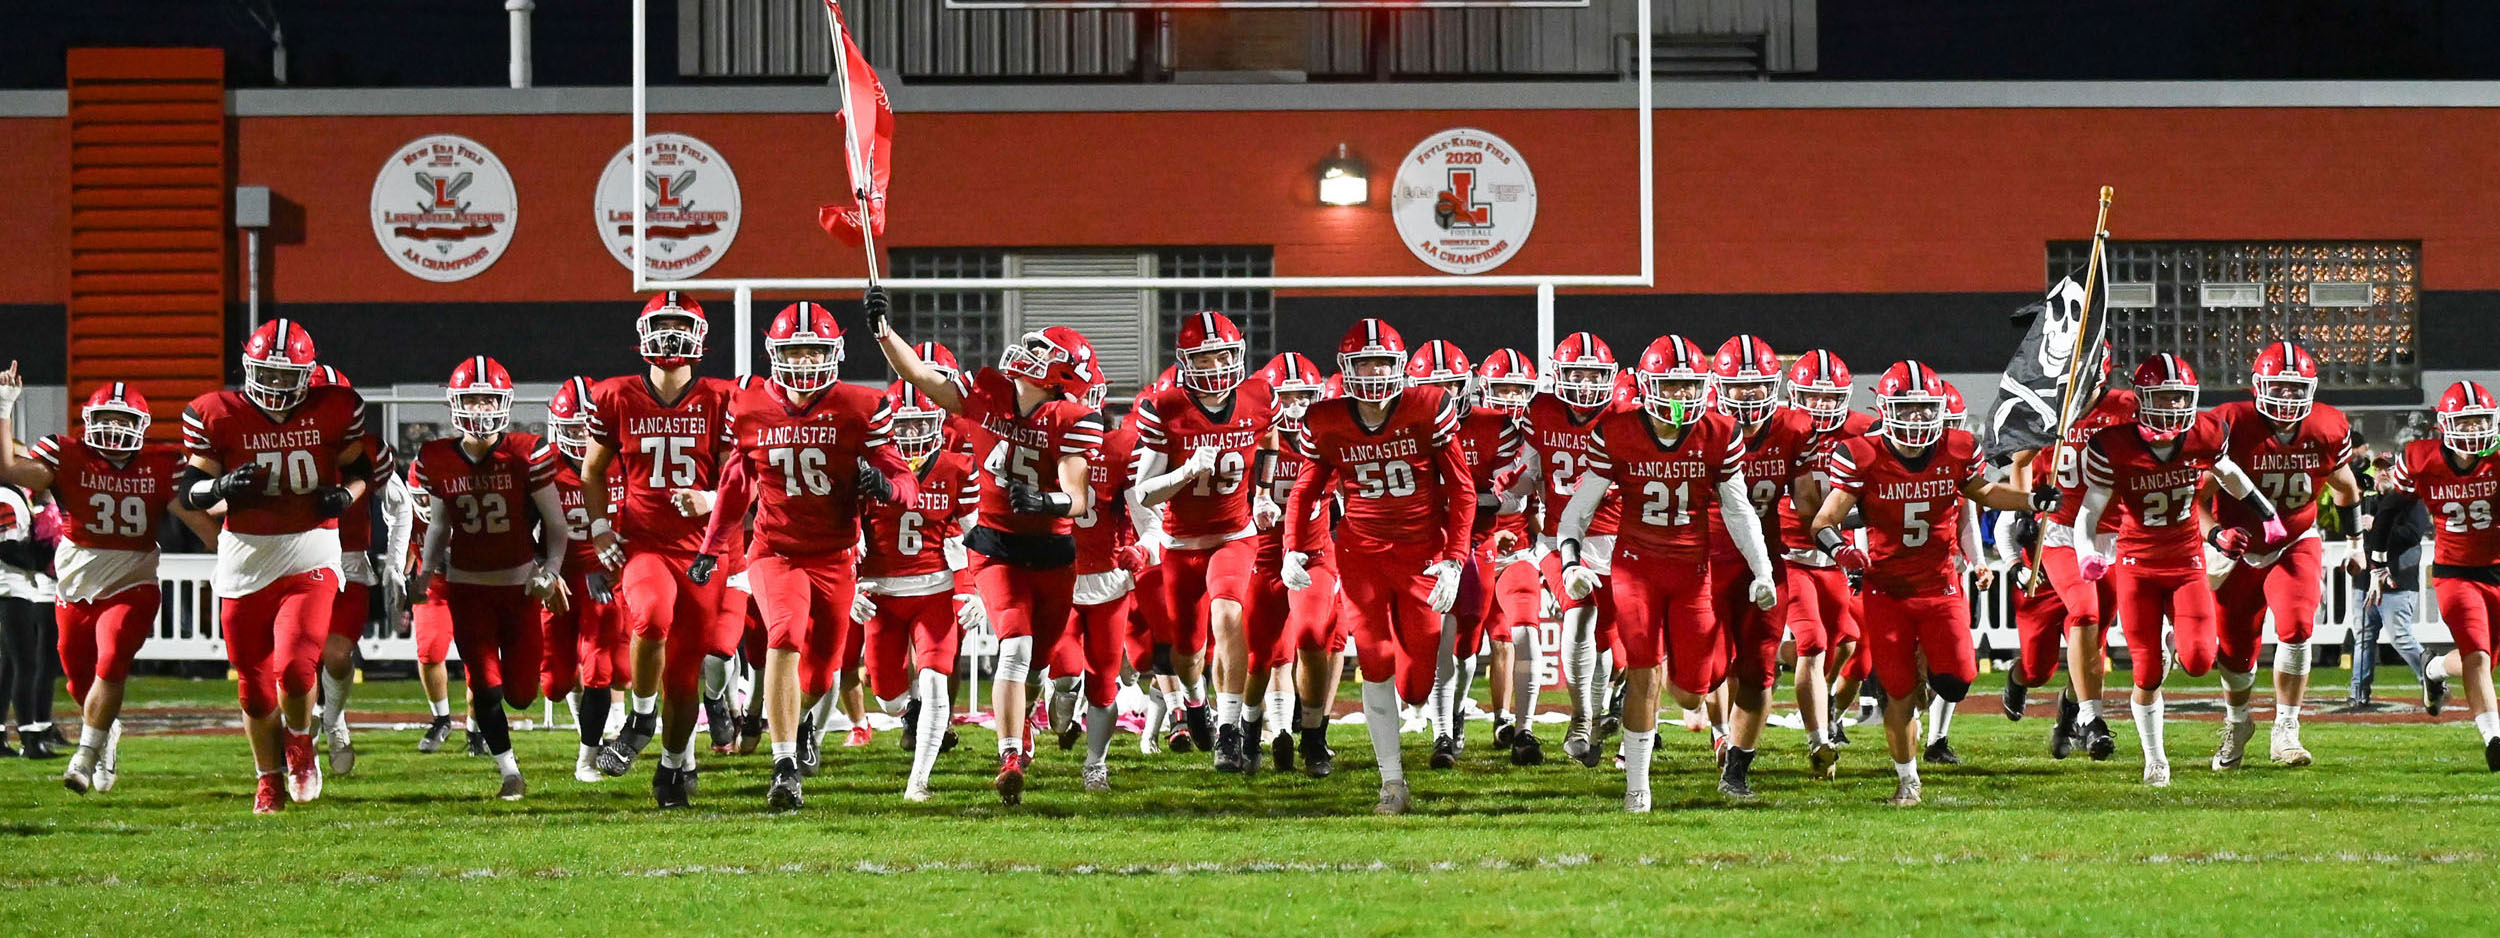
[1833,544,1870,573]
[1490,465,1522,495]
[1114,544,1148,574]
[2207,526,2252,560]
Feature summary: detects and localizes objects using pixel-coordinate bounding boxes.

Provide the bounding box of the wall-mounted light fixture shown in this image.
[1318,143,1367,206]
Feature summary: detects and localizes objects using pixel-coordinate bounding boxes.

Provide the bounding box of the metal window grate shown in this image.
[2046,240,2420,393]
[1155,247,1275,379]
[890,248,1007,373]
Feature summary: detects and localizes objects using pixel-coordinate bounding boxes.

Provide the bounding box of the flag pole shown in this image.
[824,0,881,284]
[2025,186,2113,594]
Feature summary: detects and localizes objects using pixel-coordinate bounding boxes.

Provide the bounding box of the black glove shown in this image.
[856,458,895,503]
[1845,568,1864,596]
[217,463,269,501]
[313,485,355,519]
[688,554,718,586]
[2011,511,2042,551]
[402,570,429,607]
[863,286,891,337]
[2029,486,2061,513]
[1006,477,1072,517]
[584,571,616,605]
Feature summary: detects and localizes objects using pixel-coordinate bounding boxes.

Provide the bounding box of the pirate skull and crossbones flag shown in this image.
[1987,243,2112,462]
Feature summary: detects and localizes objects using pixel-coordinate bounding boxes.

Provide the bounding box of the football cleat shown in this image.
[1625,788,1653,814]
[1510,731,1546,766]
[574,745,603,783]
[1564,734,1601,769]
[903,780,934,802]
[900,699,922,750]
[1023,699,1046,755]
[797,719,823,776]
[285,732,323,802]
[846,724,873,748]
[2269,723,2313,767]
[1166,727,1196,754]
[1271,729,1295,774]
[682,763,702,799]
[994,753,1028,805]
[597,713,657,777]
[94,723,120,792]
[1242,725,1265,777]
[1429,735,1458,770]
[767,760,805,811]
[2144,759,2172,788]
[2485,737,2500,773]
[254,773,287,814]
[1887,775,1922,807]
[737,715,766,756]
[2426,676,2451,716]
[2082,718,2117,761]
[497,772,527,802]
[1375,780,1411,816]
[2001,679,2028,721]
[652,766,692,808]
[1082,764,1111,793]
[1922,738,1961,766]
[2213,718,2256,771]
[1493,722,1518,750]
[942,728,961,753]
[1712,731,1731,769]
[417,715,453,753]
[1050,685,1081,749]
[1718,747,1758,799]
[465,729,488,757]
[704,696,739,754]
[62,757,93,795]
[1808,741,1840,781]
[327,726,356,776]
[1184,705,1214,752]
[2051,695,2080,760]
[1213,723,1246,773]
[1300,728,1335,779]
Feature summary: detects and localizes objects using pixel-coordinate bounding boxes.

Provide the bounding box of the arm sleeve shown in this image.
[1714,473,1774,582]
[700,452,752,557]
[1132,443,1197,507]
[1556,470,1611,545]
[419,496,452,577]
[531,482,569,575]
[378,472,415,576]
[1960,502,1986,570]
[1433,420,1474,564]
[1992,508,2023,567]
[1284,441,1334,556]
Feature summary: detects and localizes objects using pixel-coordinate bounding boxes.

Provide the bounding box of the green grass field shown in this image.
[3,673,2496,937]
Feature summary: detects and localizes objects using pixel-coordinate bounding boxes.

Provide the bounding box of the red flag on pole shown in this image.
[816,0,892,250]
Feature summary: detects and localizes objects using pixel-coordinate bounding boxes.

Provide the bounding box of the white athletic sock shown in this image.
[319,669,349,731]
[2276,704,2303,727]
[1622,728,1657,795]
[1926,694,1956,744]
[701,656,731,699]
[1450,653,1478,734]
[998,733,1022,757]
[2078,698,2102,724]
[2225,704,2249,725]
[1186,674,1208,707]
[1510,626,1540,726]
[1562,608,1599,734]
[2132,695,2168,764]
[578,742,599,762]
[79,723,108,750]
[1807,724,1828,747]
[771,741,797,761]
[1361,681,1405,784]
[1893,759,1918,783]
[809,691,839,726]
[910,670,950,789]
[1085,704,1118,769]
[660,748,686,770]
[429,695,452,718]
[678,738,700,766]
[1430,618,1462,742]
[631,693,658,716]
[2428,657,2451,682]
[1265,686,1295,736]
[2474,711,2500,743]
[1163,688,1187,715]
[1217,692,1245,729]
[494,751,520,777]
[1142,691,1170,748]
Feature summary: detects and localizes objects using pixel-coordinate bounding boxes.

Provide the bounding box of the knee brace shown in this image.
[1928,674,1971,703]
[996,636,1033,684]
[2219,667,2255,693]
[877,694,911,715]
[2273,640,2312,676]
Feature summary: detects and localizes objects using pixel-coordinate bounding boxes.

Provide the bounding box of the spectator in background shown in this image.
[0,481,56,757]
[2349,447,2438,710]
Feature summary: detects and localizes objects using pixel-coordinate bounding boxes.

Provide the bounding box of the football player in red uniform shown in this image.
[179,319,378,813]
[857,382,978,800]
[1237,354,1328,772]
[0,375,217,793]
[581,292,739,805]
[402,478,460,753]
[2386,382,2500,770]
[2072,354,2281,787]
[1706,335,1832,792]
[1809,361,2033,806]
[1284,320,1472,815]
[1408,341,1522,768]
[1509,332,1623,768]
[1470,348,1544,760]
[1555,336,1775,811]
[1266,358,1349,776]
[542,377,629,782]
[1129,311,1282,773]
[694,303,917,810]
[410,356,571,800]
[1773,351,1877,748]
[1047,372,1147,790]
[1999,346,2129,762]
[298,366,412,779]
[1911,380,1998,764]
[873,288,1105,805]
[2206,341,2362,768]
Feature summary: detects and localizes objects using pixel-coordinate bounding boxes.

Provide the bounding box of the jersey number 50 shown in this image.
[1352,459,1418,499]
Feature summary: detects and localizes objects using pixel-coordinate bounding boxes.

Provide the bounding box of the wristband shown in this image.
[589,518,614,538]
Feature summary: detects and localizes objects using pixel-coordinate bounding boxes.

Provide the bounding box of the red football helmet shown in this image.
[1001,325,1100,398]
[1940,379,1969,429]
[1175,310,1248,396]
[1549,332,1617,410]
[1406,340,1472,395]
[766,302,843,395]
[914,341,960,379]
[1874,360,1950,448]
[637,291,709,368]
[2131,353,2201,441]
[308,365,352,390]
[1633,335,1711,427]
[547,376,594,461]
[241,318,318,412]
[2439,381,2499,457]
[1337,319,1409,404]
[1260,353,1325,433]
[889,380,948,461]
[1321,374,1346,401]
[80,382,150,454]
[1080,366,1111,411]
[1152,364,1179,396]
[1476,348,1539,414]
[1711,334,1783,426]
[446,355,515,437]
[2251,340,2319,424]
[1787,349,1854,433]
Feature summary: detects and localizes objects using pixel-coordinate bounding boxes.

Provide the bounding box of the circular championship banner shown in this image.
[595,133,742,280]
[1389,128,1538,275]
[370,134,518,283]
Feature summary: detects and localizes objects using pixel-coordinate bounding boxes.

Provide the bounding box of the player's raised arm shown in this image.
[867,288,965,414]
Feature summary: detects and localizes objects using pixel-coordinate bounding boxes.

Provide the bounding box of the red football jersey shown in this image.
[411,433,557,573]
[1257,428,1329,568]
[1586,409,1743,562]
[2039,388,2139,531]
[952,367,1106,538]
[181,386,372,537]
[1075,423,1140,576]
[549,454,625,575]
[2083,413,2231,571]
[1521,394,1621,538]
[2208,400,2353,550]
[720,380,894,557]
[332,442,398,553]
[1710,407,1816,559]
[1827,429,1984,592]
[860,450,977,580]
[586,376,734,556]
[1133,379,1278,540]
[2387,439,2500,568]
[30,436,185,552]
[1452,405,1525,544]
[1778,410,1878,553]
[1286,385,1471,558]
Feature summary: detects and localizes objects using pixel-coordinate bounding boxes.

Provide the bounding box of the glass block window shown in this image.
[1155,247,1276,377]
[2047,240,2419,393]
[890,249,1007,375]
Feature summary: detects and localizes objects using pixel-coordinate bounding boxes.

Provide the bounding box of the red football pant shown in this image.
[1712,555,1786,691]
[1541,551,1623,663]
[2110,563,2218,690]
[2010,584,2071,688]
[1782,564,1848,659]
[1161,538,1256,658]
[447,582,544,705]
[221,570,334,717]
[2436,577,2500,659]
[2041,545,2115,632]
[1488,552,1541,645]
[1860,586,1975,700]
[1448,552,1494,658]
[618,551,727,699]
[412,579,453,665]
[541,568,625,698]
[2214,537,2326,673]
[1243,556,1296,674]
[1054,597,1129,709]
[747,552,859,699]
[56,585,156,705]
[1608,550,1719,694]
[865,592,962,700]
[1331,536,1443,704]
[971,554,1076,651]
[327,581,369,642]
[1286,548,1345,656]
